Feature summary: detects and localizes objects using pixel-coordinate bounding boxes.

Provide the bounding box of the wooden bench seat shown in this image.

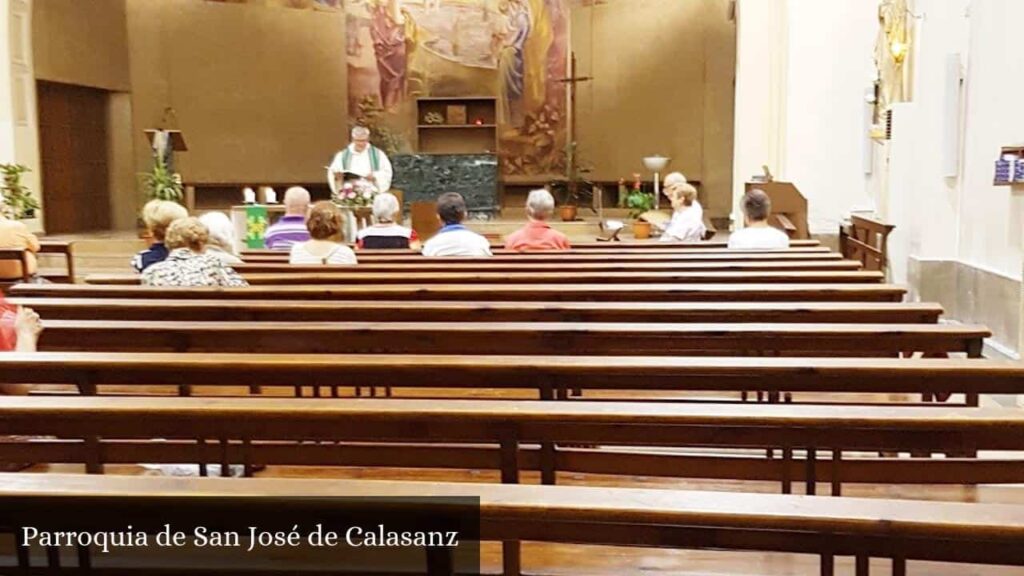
[9,298,945,324]
[244,251,846,263]
[32,320,987,357]
[1,396,1022,495]
[0,352,1010,403]
[10,283,908,302]
[84,270,887,286]
[240,240,822,258]
[231,259,866,273]
[2,473,1022,576]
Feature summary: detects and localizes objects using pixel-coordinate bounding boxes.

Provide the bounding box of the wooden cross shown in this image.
[558,52,593,200]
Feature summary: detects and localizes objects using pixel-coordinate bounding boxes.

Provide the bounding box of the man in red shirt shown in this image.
[504,188,571,251]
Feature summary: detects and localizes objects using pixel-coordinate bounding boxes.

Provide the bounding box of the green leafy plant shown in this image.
[139,154,183,203]
[0,163,39,220]
[624,183,654,219]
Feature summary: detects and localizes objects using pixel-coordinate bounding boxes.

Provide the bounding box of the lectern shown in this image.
[744,181,809,240]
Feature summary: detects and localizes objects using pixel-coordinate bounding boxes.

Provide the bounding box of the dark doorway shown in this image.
[37,80,111,234]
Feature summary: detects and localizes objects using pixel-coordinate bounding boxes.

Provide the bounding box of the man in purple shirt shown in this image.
[264,187,312,250]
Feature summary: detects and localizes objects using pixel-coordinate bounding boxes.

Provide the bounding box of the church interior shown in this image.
[2,0,1024,574]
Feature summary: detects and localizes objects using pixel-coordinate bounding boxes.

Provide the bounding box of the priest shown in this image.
[327,126,394,194]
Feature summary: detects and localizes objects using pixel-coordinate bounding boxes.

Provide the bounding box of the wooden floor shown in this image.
[22,384,1024,575]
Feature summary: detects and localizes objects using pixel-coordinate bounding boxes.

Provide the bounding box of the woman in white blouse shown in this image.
[289,201,358,265]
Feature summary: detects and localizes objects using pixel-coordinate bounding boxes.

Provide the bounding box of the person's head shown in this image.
[283,187,311,217]
[742,189,772,225]
[436,192,467,226]
[165,217,209,252]
[525,188,555,221]
[668,183,698,210]
[664,172,687,189]
[307,201,345,241]
[198,212,237,255]
[142,199,189,242]
[372,192,401,224]
[350,126,371,153]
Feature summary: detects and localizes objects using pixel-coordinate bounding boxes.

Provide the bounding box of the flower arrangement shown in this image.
[332,177,379,209]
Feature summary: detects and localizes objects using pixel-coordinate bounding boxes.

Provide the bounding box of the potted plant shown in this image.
[624,174,654,239]
[0,163,39,220]
[137,153,184,240]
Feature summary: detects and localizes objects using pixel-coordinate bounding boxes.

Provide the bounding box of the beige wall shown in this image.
[33,0,131,91]
[126,0,348,185]
[572,0,735,216]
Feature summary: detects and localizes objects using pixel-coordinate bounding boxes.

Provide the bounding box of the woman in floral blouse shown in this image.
[142,217,249,287]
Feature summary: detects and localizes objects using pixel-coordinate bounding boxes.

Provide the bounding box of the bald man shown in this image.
[264,187,311,251]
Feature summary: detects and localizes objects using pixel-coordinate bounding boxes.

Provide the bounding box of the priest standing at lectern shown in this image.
[327,126,394,194]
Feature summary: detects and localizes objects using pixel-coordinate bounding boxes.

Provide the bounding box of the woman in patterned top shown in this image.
[142,218,249,287]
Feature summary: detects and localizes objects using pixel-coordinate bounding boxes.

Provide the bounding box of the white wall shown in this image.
[782,0,876,234]
[733,0,876,235]
[957,0,1024,280]
[874,0,971,283]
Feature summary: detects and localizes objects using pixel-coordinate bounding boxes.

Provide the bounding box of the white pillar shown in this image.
[0,0,42,232]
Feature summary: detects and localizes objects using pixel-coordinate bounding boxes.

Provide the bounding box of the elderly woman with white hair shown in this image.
[356,192,419,249]
[142,218,248,287]
[660,182,706,243]
[198,212,242,265]
[504,188,571,251]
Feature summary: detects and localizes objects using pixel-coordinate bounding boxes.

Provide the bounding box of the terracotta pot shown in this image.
[559,205,578,222]
[632,220,652,240]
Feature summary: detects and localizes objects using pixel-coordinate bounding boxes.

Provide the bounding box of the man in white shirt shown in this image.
[327,126,394,194]
[727,189,791,250]
[422,192,492,257]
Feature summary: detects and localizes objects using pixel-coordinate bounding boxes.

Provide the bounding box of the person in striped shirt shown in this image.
[264,187,312,250]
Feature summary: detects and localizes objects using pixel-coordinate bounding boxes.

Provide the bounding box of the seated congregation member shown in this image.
[264,186,311,251]
[421,192,492,257]
[660,182,705,243]
[142,218,248,287]
[131,199,187,273]
[0,298,43,471]
[728,188,790,250]
[356,192,420,250]
[504,188,570,251]
[0,298,42,395]
[0,206,40,281]
[198,212,242,265]
[289,201,358,265]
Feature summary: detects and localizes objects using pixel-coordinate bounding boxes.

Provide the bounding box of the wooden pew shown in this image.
[9,298,945,324]
[245,251,847,263]
[231,259,866,273]
[1,396,1022,494]
[38,239,76,282]
[84,270,887,286]
[239,240,821,258]
[10,283,909,302]
[3,473,1024,576]
[0,353,1010,404]
[32,320,987,358]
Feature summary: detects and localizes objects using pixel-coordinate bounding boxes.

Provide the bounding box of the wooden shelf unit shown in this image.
[416,97,498,155]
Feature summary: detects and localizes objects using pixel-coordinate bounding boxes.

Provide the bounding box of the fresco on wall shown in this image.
[205,0,341,9]
[345,0,568,176]
[204,0,568,176]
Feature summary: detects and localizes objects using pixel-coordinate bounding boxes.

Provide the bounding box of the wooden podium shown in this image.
[744,181,809,240]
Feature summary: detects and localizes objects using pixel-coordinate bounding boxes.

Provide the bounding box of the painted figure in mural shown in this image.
[498,0,532,126]
[369,0,408,110]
